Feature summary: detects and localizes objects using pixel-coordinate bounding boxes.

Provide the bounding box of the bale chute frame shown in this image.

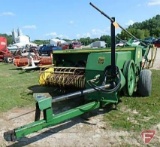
[142,45,157,69]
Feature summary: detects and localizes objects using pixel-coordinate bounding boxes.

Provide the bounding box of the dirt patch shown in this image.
[0,107,142,147]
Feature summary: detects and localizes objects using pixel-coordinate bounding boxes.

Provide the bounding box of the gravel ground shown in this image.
[151,47,160,69]
[0,107,142,147]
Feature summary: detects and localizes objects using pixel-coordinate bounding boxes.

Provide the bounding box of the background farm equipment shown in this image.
[13,50,53,70]
[0,36,13,63]
[4,3,155,141]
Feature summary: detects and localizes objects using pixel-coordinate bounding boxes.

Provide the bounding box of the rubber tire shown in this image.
[3,57,7,63]
[122,60,136,96]
[138,69,152,97]
[7,57,13,63]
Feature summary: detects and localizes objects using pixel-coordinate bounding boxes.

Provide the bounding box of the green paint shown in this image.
[6,45,151,140]
[15,101,100,139]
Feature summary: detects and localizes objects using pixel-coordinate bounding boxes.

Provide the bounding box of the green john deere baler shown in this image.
[4,3,154,141]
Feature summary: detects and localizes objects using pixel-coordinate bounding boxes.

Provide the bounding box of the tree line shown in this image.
[117,14,160,40]
[1,14,160,46]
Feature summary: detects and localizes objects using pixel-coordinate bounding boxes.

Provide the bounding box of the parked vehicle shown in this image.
[50,39,69,50]
[90,41,106,48]
[61,43,69,50]
[39,45,62,56]
[131,40,140,46]
[153,38,160,47]
[116,42,126,47]
[69,42,82,49]
[7,45,19,52]
[143,37,156,45]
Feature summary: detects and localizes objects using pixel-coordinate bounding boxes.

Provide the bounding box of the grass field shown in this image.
[105,69,160,132]
[0,63,39,112]
[0,62,160,133]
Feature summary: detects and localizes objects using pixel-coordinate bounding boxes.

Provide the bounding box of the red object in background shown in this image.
[0,37,7,51]
[154,39,160,47]
[61,44,69,50]
[72,42,82,49]
[13,56,53,67]
[60,42,82,50]
[13,56,28,67]
[69,42,82,49]
[39,56,52,65]
[0,36,12,62]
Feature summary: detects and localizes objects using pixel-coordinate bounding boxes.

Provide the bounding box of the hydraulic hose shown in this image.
[87,66,121,93]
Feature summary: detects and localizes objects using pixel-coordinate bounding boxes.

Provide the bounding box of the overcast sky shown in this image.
[0,0,160,41]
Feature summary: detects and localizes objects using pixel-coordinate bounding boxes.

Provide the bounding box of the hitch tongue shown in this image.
[4,130,16,142]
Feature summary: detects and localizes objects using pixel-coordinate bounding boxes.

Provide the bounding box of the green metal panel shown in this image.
[53,47,135,54]
[52,48,136,67]
[34,93,52,110]
[15,101,100,139]
[134,47,142,65]
[85,52,132,71]
[85,51,132,81]
[84,51,131,102]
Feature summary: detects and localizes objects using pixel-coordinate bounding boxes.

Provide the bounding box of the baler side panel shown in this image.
[85,51,132,102]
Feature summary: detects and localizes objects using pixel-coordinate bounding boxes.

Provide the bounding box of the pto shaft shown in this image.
[52,84,111,103]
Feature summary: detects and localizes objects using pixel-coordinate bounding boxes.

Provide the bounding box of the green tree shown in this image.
[33,40,49,45]
[0,33,13,45]
[100,35,111,47]
[118,14,160,39]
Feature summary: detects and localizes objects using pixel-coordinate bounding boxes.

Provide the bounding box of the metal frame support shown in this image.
[10,101,100,140]
[111,17,116,77]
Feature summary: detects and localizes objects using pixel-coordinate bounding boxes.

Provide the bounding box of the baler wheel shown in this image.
[123,60,136,96]
[138,69,152,97]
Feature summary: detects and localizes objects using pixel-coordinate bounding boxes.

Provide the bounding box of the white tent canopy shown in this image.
[50,38,67,46]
